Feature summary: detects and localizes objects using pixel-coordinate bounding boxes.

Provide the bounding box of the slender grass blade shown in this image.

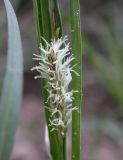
[70,0,82,160]
[0,0,23,159]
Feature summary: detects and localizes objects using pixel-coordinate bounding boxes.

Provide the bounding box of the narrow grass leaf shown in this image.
[52,0,63,38]
[0,0,23,159]
[70,0,82,160]
[33,1,63,159]
[33,0,43,45]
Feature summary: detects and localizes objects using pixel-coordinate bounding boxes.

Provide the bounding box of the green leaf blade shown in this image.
[70,0,82,160]
[33,1,63,160]
[52,0,63,38]
[0,0,23,159]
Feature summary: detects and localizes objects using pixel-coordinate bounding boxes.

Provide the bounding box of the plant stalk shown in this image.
[63,136,67,160]
[33,1,63,160]
[70,0,82,160]
[33,0,68,159]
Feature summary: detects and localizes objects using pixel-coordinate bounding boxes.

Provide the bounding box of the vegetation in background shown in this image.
[84,7,123,113]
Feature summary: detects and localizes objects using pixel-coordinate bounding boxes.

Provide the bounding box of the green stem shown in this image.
[51,1,67,160]
[70,0,82,160]
[63,136,67,160]
[33,0,67,159]
[33,1,63,160]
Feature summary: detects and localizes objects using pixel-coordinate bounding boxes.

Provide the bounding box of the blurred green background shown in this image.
[1,0,123,160]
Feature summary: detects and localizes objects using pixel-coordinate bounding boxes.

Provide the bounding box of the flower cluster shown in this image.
[31,36,78,136]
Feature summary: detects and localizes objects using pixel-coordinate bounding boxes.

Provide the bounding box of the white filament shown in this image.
[31,36,78,136]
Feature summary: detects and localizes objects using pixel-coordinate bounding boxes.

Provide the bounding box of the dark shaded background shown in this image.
[1,0,123,160]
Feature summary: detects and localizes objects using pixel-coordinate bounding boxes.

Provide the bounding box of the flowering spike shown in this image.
[32,36,78,136]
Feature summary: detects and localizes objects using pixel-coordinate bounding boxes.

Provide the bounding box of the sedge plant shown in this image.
[33,0,82,160]
[0,0,82,160]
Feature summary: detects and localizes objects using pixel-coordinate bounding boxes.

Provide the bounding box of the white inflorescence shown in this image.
[31,36,78,136]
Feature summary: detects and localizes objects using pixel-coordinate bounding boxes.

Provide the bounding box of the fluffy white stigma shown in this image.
[31,36,78,136]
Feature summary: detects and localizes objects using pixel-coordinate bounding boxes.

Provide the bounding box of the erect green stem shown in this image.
[63,136,67,160]
[33,1,63,160]
[33,0,68,160]
[52,1,67,160]
[70,0,82,160]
